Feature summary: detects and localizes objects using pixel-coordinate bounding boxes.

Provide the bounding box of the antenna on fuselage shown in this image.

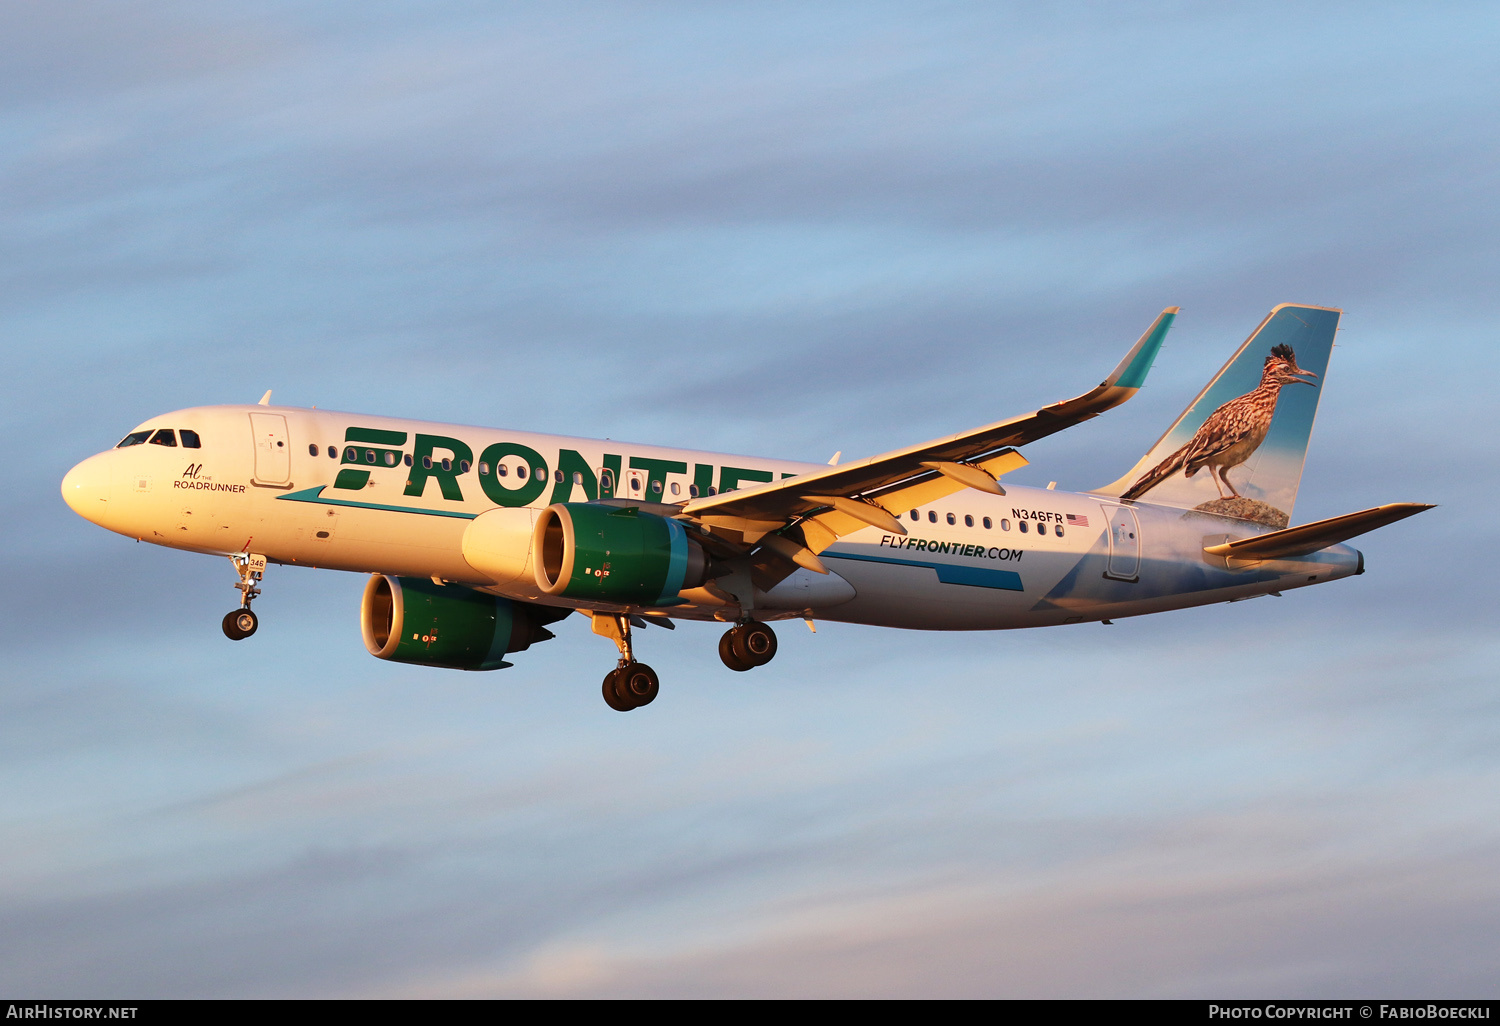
[258,390,272,406]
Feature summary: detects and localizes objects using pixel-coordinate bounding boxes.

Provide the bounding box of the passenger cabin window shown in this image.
[964,515,974,527]
[180,430,201,449]
[928,510,937,523]
[946,512,956,525]
[308,444,318,456]
[1019,521,1029,534]
[329,446,339,459]
[149,429,177,447]
[459,460,470,474]
[117,430,152,448]
[983,517,992,529]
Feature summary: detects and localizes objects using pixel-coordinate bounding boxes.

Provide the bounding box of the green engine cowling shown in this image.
[361,575,568,670]
[534,502,706,605]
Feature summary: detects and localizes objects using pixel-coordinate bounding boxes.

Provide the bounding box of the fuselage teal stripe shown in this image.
[276,486,479,519]
[823,550,1023,591]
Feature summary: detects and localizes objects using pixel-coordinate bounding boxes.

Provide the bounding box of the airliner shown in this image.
[61,304,1430,711]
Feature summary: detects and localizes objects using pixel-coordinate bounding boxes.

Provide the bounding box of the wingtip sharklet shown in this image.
[1102,306,1178,392]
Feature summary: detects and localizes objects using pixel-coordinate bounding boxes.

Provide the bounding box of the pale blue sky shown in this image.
[4,2,1497,996]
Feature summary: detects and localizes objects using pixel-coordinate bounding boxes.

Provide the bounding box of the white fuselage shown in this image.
[62,404,1362,630]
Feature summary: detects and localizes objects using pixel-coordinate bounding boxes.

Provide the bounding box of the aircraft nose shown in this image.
[61,453,112,523]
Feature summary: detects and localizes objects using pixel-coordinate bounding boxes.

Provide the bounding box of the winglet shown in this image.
[1102,307,1177,391]
[258,390,273,406]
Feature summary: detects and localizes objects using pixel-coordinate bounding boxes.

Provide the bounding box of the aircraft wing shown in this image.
[679,307,1178,560]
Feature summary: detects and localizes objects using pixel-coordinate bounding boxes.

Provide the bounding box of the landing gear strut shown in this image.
[222,554,266,641]
[719,620,777,672]
[593,613,659,712]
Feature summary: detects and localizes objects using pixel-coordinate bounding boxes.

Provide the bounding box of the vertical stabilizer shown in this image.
[1093,304,1340,527]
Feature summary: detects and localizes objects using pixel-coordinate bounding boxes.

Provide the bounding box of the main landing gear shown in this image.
[719,620,777,672]
[593,613,660,712]
[222,553,266,641]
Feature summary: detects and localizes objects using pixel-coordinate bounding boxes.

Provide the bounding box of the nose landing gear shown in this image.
[719,620,777,671]
[222,554,266,641]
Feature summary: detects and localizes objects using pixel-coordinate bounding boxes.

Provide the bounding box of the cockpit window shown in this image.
[180,429,201,449]
[149,429,177,447]
[117,430,152,448]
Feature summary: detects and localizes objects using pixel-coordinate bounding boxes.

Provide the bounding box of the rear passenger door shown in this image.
[1101,504,1140,581]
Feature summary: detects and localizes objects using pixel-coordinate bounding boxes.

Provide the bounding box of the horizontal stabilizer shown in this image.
[1203,503,1433,561]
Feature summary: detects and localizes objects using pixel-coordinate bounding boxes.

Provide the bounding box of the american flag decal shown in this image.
[1066,513,1089,527]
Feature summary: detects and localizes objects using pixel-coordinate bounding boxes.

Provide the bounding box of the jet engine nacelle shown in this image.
[361,574,567,670]
[534,502,707,605]
[461,506,538,588]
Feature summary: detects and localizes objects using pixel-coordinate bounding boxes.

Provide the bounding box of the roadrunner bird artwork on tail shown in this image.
[1095,304,1341,528]
[1121,343,1317,501]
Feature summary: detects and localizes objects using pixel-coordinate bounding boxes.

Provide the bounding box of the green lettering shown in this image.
[345,427,408,446]
[404,433,474,502]
[630,456,687,500]
[550,449,600,503]
[478,441,548,507]
[693,463,714,498]
[334,468,370,490]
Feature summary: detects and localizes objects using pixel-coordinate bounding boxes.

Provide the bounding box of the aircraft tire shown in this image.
[222,609,258,640]
[732,621,777,667]
[719,630,753,672]
[602,669,633,712]
[618,662,659,707]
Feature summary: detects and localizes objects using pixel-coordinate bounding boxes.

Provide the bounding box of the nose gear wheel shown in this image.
[222,554,266,641]
[222,608,258,640]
